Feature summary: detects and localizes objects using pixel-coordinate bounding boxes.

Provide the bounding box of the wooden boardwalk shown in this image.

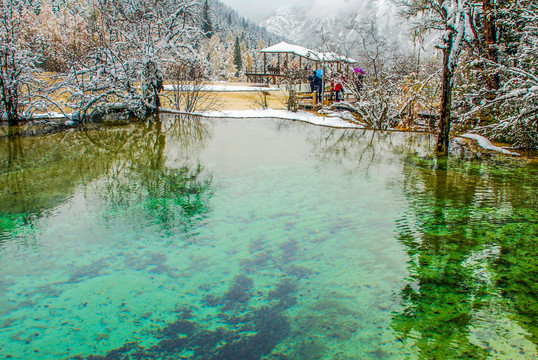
[297,92,358,110]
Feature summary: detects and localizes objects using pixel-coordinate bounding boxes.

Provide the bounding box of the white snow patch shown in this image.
[30,111,69,119]
[198,109,364,128]
[459,133,520,156]
[319,109,357,122]
[163,84,280,92]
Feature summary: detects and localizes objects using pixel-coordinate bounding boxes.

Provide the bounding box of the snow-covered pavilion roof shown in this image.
[260,42,357,64]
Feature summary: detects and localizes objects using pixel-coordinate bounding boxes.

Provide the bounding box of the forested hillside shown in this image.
[199,0,282,79]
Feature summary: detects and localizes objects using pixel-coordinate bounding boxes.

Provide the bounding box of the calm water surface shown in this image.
[0,117,536,359]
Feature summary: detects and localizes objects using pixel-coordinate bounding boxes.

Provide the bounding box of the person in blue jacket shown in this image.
[314,70,323,103]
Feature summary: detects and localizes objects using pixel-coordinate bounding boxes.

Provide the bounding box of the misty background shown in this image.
[220,0,364,22]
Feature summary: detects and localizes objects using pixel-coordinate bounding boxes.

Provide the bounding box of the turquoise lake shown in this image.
[0,116,537,359]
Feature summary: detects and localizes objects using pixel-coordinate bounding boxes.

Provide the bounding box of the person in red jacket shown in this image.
[333,71,345,102]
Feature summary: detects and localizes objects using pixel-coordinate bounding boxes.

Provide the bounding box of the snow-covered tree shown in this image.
[319,17,431,130]
[206,34,225,79]
[201,0,213,38]
[233,36,242,77]
[463,0,538,149]
[243,50,254,73]
[254,39,267,73]
[0,0,45,125]
[38,1,97,72]
[223,32,237,80]
[399,0,473,154]
[58,0,202,121]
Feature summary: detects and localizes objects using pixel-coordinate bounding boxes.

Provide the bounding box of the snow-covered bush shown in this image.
[396,57,441,131]
[164,60,219,113]
[282,68,304,112]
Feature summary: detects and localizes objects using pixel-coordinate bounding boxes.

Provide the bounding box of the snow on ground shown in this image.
[319,109,358,122]
[197,109,364,128]
[29,112,68,119]
[163,84,281,92]
[459,133,520,156]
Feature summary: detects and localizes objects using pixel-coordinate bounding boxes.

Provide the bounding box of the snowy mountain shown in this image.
[260,1,415,55]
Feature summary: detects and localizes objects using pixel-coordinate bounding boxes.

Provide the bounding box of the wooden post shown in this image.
[286,53,289,69]
[263,53,267,74]
[322,64,326,105]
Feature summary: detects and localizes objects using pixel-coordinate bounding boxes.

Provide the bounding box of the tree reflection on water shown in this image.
[0,115,213,242]
[302,125,537,357]
[393,154,538,358]
[306,127,434,176]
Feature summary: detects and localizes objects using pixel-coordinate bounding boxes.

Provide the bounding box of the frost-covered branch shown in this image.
[458,1,538,149]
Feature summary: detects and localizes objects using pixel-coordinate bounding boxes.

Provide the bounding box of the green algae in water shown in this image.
[0,117,537,359]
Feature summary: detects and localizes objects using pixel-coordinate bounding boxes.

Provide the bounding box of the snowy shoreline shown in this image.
[5,110,525,156]
[9,108,364,130]
[194,109,364,129]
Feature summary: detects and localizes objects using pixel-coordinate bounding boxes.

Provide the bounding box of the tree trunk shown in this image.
[436,33,454,154]
[482,0,499,93]
[1,69,20,126]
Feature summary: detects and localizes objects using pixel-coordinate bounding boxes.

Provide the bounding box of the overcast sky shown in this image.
[219,0,359,23]
[218,0,293,22]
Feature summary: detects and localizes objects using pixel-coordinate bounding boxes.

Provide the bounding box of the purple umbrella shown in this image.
[353,68,365,74]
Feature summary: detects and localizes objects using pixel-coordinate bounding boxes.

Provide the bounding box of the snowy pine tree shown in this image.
[202,0,213,38]
[233,36,243,77]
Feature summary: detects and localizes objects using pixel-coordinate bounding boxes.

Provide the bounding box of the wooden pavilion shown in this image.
[245,41,358,84]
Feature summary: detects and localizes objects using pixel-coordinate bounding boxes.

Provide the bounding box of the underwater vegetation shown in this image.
[73,274,298,360]
[392,154,538,358]
[71,208,310,360]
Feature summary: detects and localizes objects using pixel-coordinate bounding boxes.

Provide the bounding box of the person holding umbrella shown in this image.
[353,68,365,93]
